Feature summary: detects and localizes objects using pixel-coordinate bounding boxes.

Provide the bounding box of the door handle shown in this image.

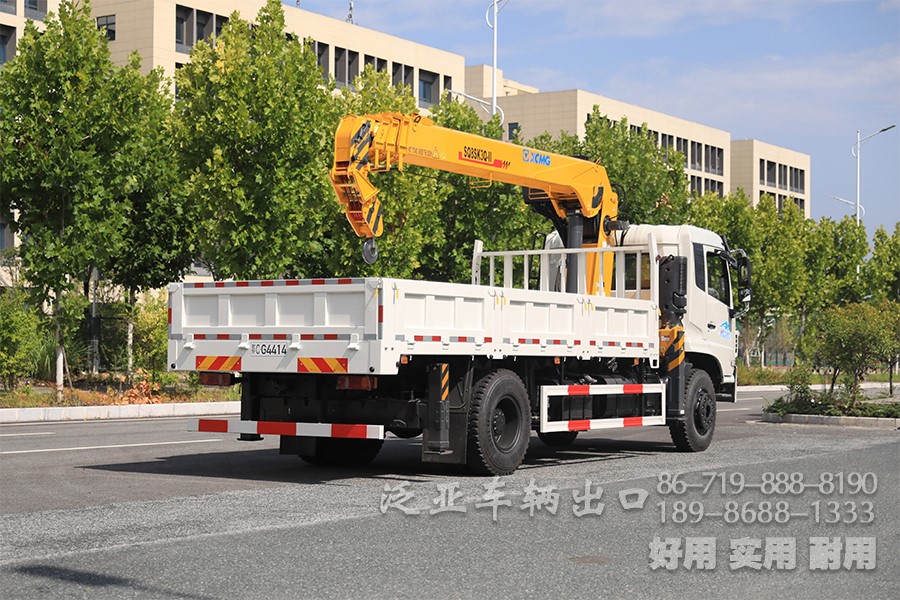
[707,322,717,330]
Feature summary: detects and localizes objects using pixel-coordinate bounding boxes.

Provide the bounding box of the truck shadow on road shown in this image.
[84,435,677,484]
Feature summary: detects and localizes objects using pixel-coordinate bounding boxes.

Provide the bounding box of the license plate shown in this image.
[250,342,288,357]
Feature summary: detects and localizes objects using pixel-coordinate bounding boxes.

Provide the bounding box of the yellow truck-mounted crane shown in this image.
[173,111,751,476]
[330,112,625,295]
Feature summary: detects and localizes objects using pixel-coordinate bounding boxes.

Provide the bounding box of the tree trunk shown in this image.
[55,324,64,404]
[127,289,135,382]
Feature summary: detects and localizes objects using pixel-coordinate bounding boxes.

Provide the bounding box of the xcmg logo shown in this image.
[522,149,551,166]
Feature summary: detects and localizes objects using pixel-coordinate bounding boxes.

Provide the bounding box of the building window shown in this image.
[392,62,413,88]
[334,46,347,86]
[196,10,214,43]
[766,160,776,187]
[0,25,14,66]
[508,122,519,141]
[418,69,437,108]
[215,15,229,37]
[0,217,10,250]
[794,198,805,213]
[175,5,194,53]
[443,75,452,95]
[25,0,47,21]
[377,58,388,73]
[0,0,16,16]
[690,175,702,196]
[676,137,688,169]
[96,15,116,41]
[364,54,375,70]
[778,164,787,190]
[348,50,359,87]
[314,41,329,79]
[759,159,765,185]
[690,141,702,171]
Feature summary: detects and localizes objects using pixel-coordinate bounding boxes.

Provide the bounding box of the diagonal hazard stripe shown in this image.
[298,357,349,373]
[196,356,242,371]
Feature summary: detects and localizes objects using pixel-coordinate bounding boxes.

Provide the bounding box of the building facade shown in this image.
[464,65,809,215]
[0,0,812,267]
[731,139,810,217]
[90,0,464,111]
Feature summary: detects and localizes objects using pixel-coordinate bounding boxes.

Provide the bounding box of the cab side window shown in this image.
[705,251,731,305]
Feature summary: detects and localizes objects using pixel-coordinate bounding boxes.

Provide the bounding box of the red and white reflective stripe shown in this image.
[562,415,665,432]
[194,419,384,439]
[190,278,363,289]
[539,383,666,434]
[566,383,645,395]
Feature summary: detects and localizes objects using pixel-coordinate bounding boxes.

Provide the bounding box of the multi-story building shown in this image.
[731,139,810,217]
[90,0,464,111]
[464,65,810,214]
[0,0,812,270]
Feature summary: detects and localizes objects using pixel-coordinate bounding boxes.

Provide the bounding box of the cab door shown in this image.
[695,244,735,372]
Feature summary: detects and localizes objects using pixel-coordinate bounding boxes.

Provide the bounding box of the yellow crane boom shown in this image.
[329,111,621,292]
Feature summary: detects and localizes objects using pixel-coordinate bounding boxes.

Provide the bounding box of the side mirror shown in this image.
[735,252,751,290]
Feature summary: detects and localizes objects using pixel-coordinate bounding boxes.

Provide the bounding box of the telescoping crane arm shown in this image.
[330,112,621,291]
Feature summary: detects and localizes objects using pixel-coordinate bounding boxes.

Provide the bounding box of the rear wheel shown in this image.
[538,431,579,447]
[466,369,531,475]
[299,438,384,467]
[669,368,716,452]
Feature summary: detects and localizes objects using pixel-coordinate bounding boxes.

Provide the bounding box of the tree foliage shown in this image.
[173,0,336,280]
[865,224,900,302]
[0,287,42,390]
[0,1,160,303]
[809,302,896,403]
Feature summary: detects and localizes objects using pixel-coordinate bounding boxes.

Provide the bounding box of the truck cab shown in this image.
[625,224,747,403]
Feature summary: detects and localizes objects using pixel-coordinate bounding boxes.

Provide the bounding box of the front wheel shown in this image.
[669,369,716,452]
[466,369,531,475]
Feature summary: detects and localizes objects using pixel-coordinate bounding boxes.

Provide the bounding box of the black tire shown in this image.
[537,430,579,447]
[669,368,716,452]
[466,369,531,475]
[299,438,384,467]
[388,428,422,439]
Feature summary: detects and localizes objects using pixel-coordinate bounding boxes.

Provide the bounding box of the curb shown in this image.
[761,412,899,430]
[0,401,240,424]
[741,382,895,393]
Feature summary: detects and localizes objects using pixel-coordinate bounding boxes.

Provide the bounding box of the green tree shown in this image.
[174,0,335,280]
[0,287,42,390]
[810,302,894,403]
[864,224,900,302]
[581,109,689,225]
[0,1,170,397]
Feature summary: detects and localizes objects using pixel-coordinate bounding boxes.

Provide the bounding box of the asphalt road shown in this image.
[0,391,896,600]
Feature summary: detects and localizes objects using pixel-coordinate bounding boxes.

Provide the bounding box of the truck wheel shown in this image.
[537,431,578,447]
[466,369,531,475]
[300,438,384,467]
[669,369,716,452]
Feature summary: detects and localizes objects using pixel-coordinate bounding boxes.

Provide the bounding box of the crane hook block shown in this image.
[362,238,379,265]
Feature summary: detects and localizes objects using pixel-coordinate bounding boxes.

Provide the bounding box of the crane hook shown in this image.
[362,238,379,264]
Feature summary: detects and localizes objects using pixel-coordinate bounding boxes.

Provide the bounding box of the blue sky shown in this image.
[291,0,900,238]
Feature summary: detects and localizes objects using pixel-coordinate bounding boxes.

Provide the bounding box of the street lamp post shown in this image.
[852,124,896,226]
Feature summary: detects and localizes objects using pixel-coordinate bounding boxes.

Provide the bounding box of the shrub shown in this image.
[0,287,42,390]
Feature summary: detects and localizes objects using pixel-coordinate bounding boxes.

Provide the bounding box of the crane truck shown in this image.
[171,112,751,476]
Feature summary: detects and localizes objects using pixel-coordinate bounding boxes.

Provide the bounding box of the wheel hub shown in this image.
[694,390,714,433]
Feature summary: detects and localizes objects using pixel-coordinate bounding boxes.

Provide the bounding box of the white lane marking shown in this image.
[0,432,56,437]
[0,439,223,455]
[740,397,765,401]
[719,408,755,412]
